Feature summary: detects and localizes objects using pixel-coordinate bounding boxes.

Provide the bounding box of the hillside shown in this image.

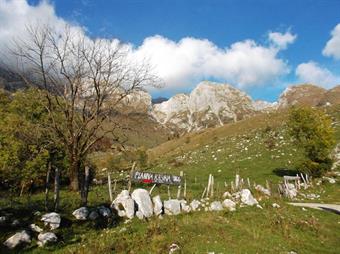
[1,105,339,254]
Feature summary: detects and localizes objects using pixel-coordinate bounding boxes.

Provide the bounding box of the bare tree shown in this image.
[9,24,159,204]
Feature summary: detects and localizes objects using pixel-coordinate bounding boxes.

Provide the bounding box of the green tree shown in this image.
[288,106,336,177]
[0,88,64,194]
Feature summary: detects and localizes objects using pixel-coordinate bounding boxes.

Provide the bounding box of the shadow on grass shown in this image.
[272,167,299,177]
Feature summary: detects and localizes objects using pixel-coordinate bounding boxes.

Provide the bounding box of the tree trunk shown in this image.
[81,166,90,206]
[69,157,80,191]
[54,167,60,211]
[45,161,52,211]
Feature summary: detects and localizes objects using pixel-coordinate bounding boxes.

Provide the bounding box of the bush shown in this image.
[288,106,335,177]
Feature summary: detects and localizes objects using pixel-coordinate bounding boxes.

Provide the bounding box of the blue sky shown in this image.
[6,1,340,100]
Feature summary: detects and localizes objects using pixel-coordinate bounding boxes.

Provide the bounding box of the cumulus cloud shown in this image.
[268,31,297,50]
[130,36,291,93]
[296,61,340,88]
[0,0,294,94]
[323,23,340,60]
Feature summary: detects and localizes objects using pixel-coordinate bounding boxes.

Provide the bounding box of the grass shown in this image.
[1,105,339,253]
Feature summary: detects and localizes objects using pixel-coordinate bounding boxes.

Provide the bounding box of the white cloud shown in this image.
[268,31,297,50]
[131,36,290,93]
[323,23,340,60]
[296,61,340,88]
[0,0,294,94]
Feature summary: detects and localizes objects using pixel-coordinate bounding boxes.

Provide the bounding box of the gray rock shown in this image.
[0,216,7,225]
[152,195,163,216]
[164,199,181,215]
[37,232,57,247]
[112,190,135,219]
[222,199,236,211]
[98,206,111,217]
[3,230,31,249]
[131,189,153,218]
[11,219,20,227]
[222,191,232,199]
[88,211,99,220]
[72,207,89,220]
[255,185,271,196]
[209,201,223,211]
[41,212,61,230]
[240,189,258,206]
[29,224,43,233]
[190,200,201,211]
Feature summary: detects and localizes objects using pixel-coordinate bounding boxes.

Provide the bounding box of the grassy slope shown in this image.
[1,105,340,253]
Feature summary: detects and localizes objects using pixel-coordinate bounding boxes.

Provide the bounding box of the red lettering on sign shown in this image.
[143,179,153,183]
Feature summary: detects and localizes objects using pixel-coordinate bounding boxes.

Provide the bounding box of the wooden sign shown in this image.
[131,171,182,185]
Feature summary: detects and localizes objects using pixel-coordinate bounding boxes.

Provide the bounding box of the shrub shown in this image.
[288,106,335,177]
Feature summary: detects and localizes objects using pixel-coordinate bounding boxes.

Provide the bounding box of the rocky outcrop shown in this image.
[278,84,327,109]
[152,81,255,131]
[253,100,278,112]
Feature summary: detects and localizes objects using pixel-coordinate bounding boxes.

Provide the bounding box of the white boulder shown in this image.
[3,230,31,249]
[164,199,181,215]
[190,200,201,211]
[37,232,57,247]
[180,200,191,213]
[210,201,223,211]
[29,224,43,233]
[131,189,153,218]
[72,207,89,220]
[152,195,163,216]
[255,185,271,196]
[240,189,258,206]
[222,199,236,211]
[112,190,135,219]
[41,212,61,230]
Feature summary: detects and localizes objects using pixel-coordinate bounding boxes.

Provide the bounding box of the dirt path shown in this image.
[288,202,340,215]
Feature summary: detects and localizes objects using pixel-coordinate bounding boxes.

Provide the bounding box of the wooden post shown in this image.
[149,184,156,195]
[247,178,251,188]
[183,178,187,199]
[167,185,171,200]
[53,167,60,211]
[83,166,90,205]
[210,175,214,198]
[128,162,136,193]
[201,187,207,199]
[108,173,113,203]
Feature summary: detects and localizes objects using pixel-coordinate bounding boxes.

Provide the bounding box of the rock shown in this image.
[169,243,180,253]
[164,199,181,215]
[112,190,135,219]
[323,176,336,184]
[131,189,153,218]
[41,212,61,230]
[136,211,144,220]
[222,199,236,211]
[272,203,280,208]
[180,200,191,213]
[3,230,31,249]
[29,224,43,233]
[210,201,223,211]
[255,185,271,196]
[11,219,20,227]
[72,207,89,220]
[88,211,99,220]
[0,216,7,225]
[37,232,57,247]
[190,200,201,211]
[222,191,232,199]
[152,195,163,216]
[240,189,258,206]
[98,206,112,217]
[284,183,298,199]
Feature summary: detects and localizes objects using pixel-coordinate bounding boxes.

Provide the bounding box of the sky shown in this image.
[1,0,340,101]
